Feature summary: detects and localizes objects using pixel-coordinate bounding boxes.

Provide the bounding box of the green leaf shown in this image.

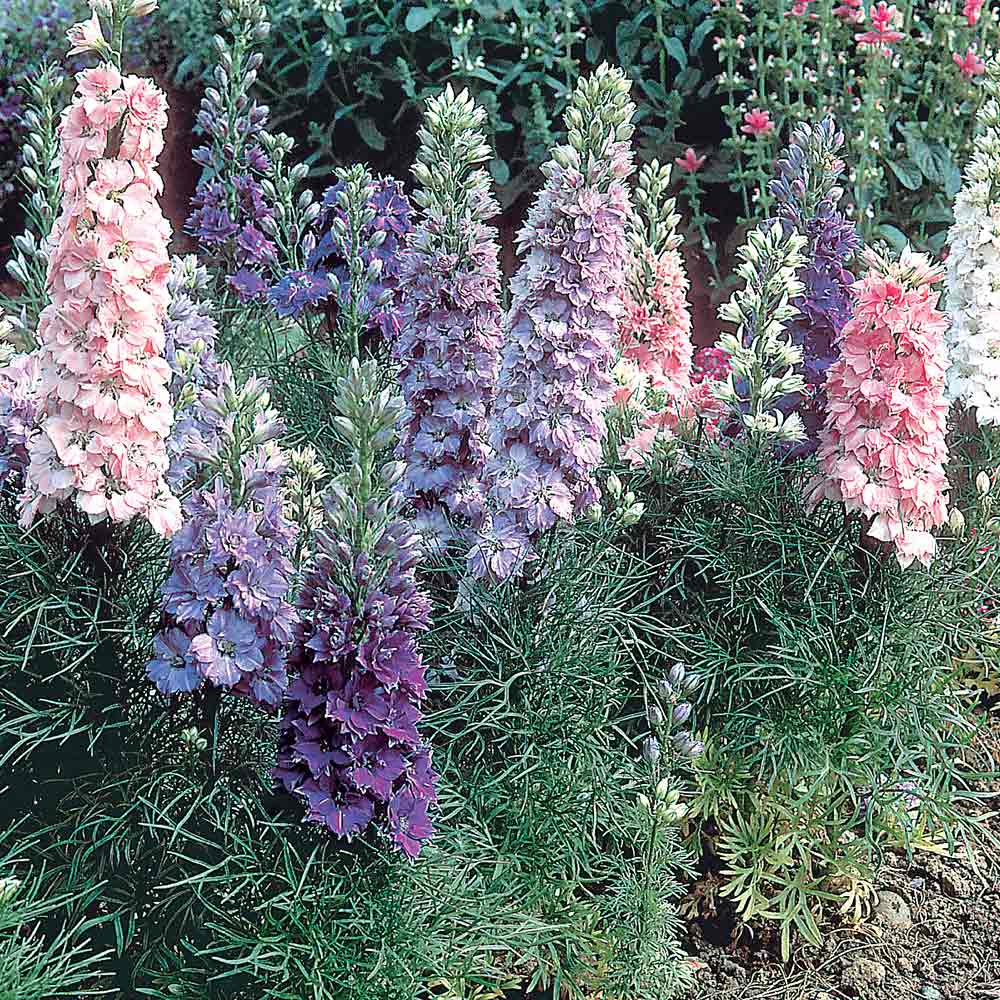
[585,35,603,65]
[691,17,716,53]
[887,158,922,191]
[355,116,386,151]
[405,6,437,31]
[489,158,510,185]
[877,223,909,251]
[665,37,688,71]
[305,54,331,98]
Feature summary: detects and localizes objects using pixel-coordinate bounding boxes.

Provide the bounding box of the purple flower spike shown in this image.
[470,66,637,580]
[394,87,503,522]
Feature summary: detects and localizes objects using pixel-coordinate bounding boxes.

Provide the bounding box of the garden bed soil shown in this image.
[683,717,1000,999]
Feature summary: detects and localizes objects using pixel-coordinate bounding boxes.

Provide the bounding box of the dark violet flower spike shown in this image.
[767,115,860,454]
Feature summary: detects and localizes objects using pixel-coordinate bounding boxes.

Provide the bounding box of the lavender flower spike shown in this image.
[768,116,859,453]
[470,64,637,581]
[395,85,503,523]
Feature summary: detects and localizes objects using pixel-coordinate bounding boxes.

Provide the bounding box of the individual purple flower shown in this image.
[394,87,503,523]
[266,269,332,318]
[145,628,201,695]
[191,608,265,686]
[469,66,637,580]
[228,268,268,302]
[768,116,859,453]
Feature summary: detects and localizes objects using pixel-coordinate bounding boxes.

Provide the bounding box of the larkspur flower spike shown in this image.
[19,56,181,536]
[810,245,950,568]
[945,57,1000,426]
[768,115,859,453]
[395,85,502,525]
[470,65,637,581]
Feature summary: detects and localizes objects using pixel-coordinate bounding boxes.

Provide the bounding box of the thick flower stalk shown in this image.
[395,86,502,522]
[769,116,859,451]
[275,360,437,857]
[811,246,951,569]
[470,65,636,581]
[19,57,180,536]
[715,221,809,447]
[945,57,1000,425]
[146,375,297,707]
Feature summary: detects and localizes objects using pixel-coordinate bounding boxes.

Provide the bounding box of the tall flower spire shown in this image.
[811,246,951,568]
[944,57,1000,425]
[19,1,179,535]
[769,116,860,451]
[395,85,502,523]
[275,361,437,857]
[470,64,636,581]
[714,221,810,448]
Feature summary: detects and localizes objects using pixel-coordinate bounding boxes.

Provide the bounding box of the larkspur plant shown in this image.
[715,220,809,447]
[615,160,696,471]
[395,85,502,524]
[769,115,860,451]
[275,359,437,856]
[161,255,226,488]
[273,174,412,343]
[945,55,1000,424]
[810,244,950,568]
[470,64,636,581]
[147,373,297,707]
[19,3,181,536]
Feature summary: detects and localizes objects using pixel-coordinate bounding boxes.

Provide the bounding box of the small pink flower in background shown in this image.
[787,0,814,16]
[833,0,863,21]
[675,147,706,173]
[855,2,905,48]
[954,47,985,80]
[964,0,985,26]
[741,108,774,137]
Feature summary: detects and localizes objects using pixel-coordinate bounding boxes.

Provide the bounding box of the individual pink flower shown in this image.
[855,2,905,48]
[19,63,179,538]
[787,0,814,16]
[741,108,774,137]
[66,12,108,57]
[954,47,986,80]
[675,147,706,173]
[809,249,950,569]
[964,0,985,26]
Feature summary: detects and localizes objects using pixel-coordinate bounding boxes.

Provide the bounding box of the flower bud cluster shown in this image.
[715,221,810,446]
